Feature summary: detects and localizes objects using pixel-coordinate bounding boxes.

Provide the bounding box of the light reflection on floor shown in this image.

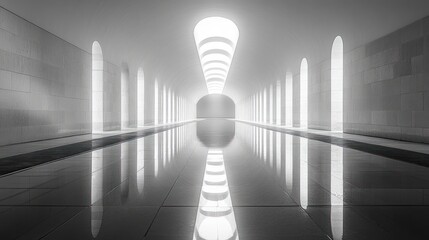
[2,120,429,239]
[193,149,239,240]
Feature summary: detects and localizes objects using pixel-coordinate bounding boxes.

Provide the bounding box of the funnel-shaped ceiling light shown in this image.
[194,17,239,94]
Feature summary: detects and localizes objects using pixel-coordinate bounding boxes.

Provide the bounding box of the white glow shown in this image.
[194,17,239,94]
[121,67,129,129]
[171,92,177,122]
[168,130,172,162]
[163,86,167,124]
[137,139,145,194]
[269,85,274,124]
[285,135,293,191]
[276,81,281,125]
[163,131,167,167]
[263,89,267,123]
[331,36,344,132]
[168,88,171,123]
[137,68,145,127]
[258,92,264,123]
[154,80,159,125]
[331,145,344,240]
[263,129,267,161]
[253,94,256,122]
[121,143,129,184]
[300,59,308,129]
[204,62,229,72]
[285,73,293,127]
[300,138,308,209]
[92,41,103,132]
[193,149,239,240]
[154,134,159,177]
[91,149,103,238]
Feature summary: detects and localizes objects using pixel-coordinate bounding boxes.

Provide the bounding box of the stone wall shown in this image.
[0,8,91,145]
[309,60,331,131]
[103,61,121,131]
[344,16,429,142]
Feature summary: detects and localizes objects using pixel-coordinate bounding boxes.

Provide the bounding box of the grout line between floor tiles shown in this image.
[143,143,201,237]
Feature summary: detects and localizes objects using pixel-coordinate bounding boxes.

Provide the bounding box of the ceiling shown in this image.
[1,0,428,103]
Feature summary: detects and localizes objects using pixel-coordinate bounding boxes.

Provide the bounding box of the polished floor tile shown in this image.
[1,120,429,239]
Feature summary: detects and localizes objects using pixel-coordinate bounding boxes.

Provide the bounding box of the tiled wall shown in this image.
[0,8,91,145]
[309,60,331,131]
[103,61,121,131]
[344,16,429,142]
[0,7,125,145]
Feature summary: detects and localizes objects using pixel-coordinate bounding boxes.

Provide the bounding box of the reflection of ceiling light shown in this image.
[194,149,239,240]
[194,17,239,94]
[197,217,236,240]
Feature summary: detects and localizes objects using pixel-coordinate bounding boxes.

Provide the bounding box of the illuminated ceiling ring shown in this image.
[194,17,239,94]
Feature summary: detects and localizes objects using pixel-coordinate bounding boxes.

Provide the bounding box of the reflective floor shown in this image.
[1,119,429,239]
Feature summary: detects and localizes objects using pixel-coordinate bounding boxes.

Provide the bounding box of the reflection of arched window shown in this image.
[137,68,145,127]
[121,64,129,129]
[91,149,103,237]
[300,137,308,209]
[92,41,103,132]
[331,36,344,132]
[300,58,308,129]
[172,92,175,123]
[137,139,144,194]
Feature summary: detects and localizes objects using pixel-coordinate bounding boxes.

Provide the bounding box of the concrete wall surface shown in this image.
[0,8,91,145]
[343,16,429,142]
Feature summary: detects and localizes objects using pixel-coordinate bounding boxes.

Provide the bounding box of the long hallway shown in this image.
[1,1,429,239]
[2,119,429,239]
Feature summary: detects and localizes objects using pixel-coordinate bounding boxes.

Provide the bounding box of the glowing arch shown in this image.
[92,41,103,132]
[194,17,239,94]
[300,58,308,129]
[331,36,344,132]
[137,68,145,127]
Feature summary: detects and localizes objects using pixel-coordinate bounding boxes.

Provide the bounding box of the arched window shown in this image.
[167,88,171,123]
[331,36,344,132]
[269,85,274,124]
[121,64,129,129]
[137,139,145,194]
[300,137,308,209]
[154,80,159,125]
[163,85,167,124]
[137,68,145,127]
[259,91,263,123]
[285,72,293,127]
[300,58,308,129]
[276,81,281,125]
[92,41,103,132]
[263,88,267,123]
